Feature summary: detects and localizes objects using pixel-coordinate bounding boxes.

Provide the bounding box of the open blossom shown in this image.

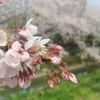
[14,18,38,39]
[5,49,21,68]
[0,62,22,79]
[29,46,40,53]
[0,30,7,46]
[25,36,50,55]
[0,60,23,78]
[25,37,50,49]
[24,18,38,38]
[24,36,40,50]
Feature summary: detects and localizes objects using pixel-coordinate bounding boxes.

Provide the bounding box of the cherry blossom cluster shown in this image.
[0,18,78,89]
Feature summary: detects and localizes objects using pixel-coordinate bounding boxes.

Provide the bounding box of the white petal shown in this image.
[15,64,23,72]
[0,49,4,59]
[33,39,40,46]
[25,36,40,49]
[0,49,4,56]
[38,37,42,41]
[6,78,17,88]
[0,30,7,46]
[31,37,42,46]
[5,49,21,68]
[20,79,31,89]
[25,18,34,27]
[35,64,40,70]
[0,58,5,63]
[40,38,50,46]
[26,58,33,65]
[32,67,36,72]
[24,39,34,50]
[6,67,19,77]
[0,62,7,78]
[26,24,38,36]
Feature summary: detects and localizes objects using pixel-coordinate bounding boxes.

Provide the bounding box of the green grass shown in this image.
[4,68,100,100]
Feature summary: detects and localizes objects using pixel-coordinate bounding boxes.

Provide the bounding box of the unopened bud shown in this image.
[27,68,36,79]
[32,56,42,65]
[60,62,68,68]
[48,45,63,54]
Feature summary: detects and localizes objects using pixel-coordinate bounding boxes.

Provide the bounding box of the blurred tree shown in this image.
[53,33,63,45]
[84,34,95,47]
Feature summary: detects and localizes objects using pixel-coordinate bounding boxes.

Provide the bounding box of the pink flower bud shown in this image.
[12,41,21,52]
[68,73,78,84]
[48,45,63,54]
[60,67,78,84]
[27,68,35,79]
[53,73,60,83]
[21,52,30,62]
[18,71,24,87]
[48,73,60,88]
[14,29,29,38]
[48,79,54,88]
[60,61,68,68]
[18,71,31,89]
[32,56,42,65]
[50,56,61,65]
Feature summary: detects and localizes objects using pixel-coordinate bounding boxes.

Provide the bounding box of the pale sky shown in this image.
[87,0,100,6]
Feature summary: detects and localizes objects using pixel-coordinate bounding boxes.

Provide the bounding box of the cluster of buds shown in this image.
[0,18,78,89]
